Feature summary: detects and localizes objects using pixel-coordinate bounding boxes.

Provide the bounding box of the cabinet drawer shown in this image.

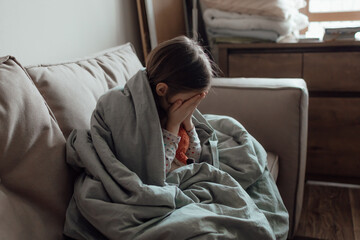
[304,52,360,92]
[228,53,302,78]
[307,97,360,177]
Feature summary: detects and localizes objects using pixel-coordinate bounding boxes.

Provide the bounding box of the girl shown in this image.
[146,36,217,173]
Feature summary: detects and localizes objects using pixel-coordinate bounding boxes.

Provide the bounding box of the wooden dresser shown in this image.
[216,41,360,183]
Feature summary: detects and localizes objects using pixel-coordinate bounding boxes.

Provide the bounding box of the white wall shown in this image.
[0,0,142,66]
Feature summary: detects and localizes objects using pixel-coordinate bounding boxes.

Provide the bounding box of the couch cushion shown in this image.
[26,43,143,138]
[267,152,279,182]
[0,56,73,239]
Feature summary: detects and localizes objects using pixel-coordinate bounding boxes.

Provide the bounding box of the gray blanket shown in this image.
[64,70,289,240]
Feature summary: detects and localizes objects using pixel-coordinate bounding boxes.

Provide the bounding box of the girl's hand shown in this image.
[182,92,207,131]
[166,92,206,135]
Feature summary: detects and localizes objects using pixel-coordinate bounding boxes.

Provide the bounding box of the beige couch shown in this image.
[0,43,308,239]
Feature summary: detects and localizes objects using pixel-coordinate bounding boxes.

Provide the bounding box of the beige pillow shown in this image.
[0,56,73,239]
[201,0,306,20]
[26,43,143,138]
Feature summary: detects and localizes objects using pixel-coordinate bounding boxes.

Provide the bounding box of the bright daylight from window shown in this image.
[309,0,360,12]
[305,0,360,39]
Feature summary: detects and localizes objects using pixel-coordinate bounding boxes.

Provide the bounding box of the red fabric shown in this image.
[175,126,190,165]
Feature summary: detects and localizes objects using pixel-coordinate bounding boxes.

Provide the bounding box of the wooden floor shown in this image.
[293,182,360,240]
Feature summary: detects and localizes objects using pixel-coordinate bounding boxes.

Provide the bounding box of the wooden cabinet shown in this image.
[228,52,303,78]
[303,52,360,92]
[216,41,360,183]
[308,97,360,178]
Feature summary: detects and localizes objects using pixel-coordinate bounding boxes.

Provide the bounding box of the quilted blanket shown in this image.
[63,70,289,240]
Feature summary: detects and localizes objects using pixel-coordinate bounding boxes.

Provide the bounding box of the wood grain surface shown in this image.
[228,52,302,78]
[295,184,360,240]
[303,52,360,92]
[307,97,360,178]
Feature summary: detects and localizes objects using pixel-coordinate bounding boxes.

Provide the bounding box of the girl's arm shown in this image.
[162,128,181,173]
[185,128,201,162]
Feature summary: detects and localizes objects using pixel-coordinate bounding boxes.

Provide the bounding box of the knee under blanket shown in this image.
[64,70,289,240]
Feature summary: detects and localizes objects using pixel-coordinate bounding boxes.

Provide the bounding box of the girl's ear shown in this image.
[155,83,168,96]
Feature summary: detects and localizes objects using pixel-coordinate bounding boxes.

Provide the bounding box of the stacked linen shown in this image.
[201,0,309,43]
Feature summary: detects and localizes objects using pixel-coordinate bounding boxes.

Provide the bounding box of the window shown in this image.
[301,0,360,39]
[308,0,360,15]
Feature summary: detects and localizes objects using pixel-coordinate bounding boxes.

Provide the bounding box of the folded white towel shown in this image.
[203,8,308,36]
[207,28,279,41]
[201,0,307,21]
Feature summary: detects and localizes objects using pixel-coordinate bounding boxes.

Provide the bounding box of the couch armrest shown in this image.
[198,77,308,238]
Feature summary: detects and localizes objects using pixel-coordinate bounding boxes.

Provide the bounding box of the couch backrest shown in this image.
[0,56,73,239]
[26,43,143,138]
[0,43,143,239]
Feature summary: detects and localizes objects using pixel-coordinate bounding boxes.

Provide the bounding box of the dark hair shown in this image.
[146,36,217,96]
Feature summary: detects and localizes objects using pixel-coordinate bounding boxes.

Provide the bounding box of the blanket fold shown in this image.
[64,69,289,240]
